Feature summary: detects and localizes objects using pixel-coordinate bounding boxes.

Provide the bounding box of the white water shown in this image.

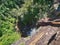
[30,28,37,36]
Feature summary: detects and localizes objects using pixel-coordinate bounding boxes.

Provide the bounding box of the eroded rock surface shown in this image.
[25,25,60,45]
[48,27,60,45]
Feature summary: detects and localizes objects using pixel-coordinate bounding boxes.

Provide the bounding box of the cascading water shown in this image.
[30,28,37,36]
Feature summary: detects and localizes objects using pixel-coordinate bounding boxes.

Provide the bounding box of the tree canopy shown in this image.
[0,0,53,45]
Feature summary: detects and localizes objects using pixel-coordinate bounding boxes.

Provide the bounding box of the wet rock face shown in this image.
[48,27,60,45]
[35,27,60,45]
[35,26,58,45]
[25,26,60,45]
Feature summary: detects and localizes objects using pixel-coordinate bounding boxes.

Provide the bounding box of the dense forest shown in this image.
[0,0,55,45]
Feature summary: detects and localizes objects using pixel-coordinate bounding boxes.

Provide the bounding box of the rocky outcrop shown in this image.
[25,25,60,45]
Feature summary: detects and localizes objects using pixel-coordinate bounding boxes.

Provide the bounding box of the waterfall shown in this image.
[30,28,37,36]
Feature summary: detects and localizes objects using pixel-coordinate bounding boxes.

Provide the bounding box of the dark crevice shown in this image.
[36,22,60,28]
[47,33,57,45]
[16,17,37,37]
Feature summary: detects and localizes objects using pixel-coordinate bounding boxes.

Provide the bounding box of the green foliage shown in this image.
[0,30,2,37]
[0,0,53,45]
[0,0,22,45]
[0,14,20,45]
[0,32,20,45]
[14,0,53,25]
